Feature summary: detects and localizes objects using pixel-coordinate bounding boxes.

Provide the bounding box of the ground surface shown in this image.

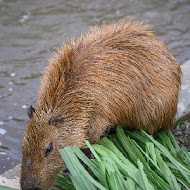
[173,113,190,150]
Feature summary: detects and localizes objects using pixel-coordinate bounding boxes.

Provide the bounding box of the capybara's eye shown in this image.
[44,142,53,157]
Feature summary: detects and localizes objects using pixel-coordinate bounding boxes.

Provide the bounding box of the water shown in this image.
[0,0,190,174]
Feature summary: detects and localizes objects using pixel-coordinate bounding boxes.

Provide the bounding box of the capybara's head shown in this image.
[20,106,65,190]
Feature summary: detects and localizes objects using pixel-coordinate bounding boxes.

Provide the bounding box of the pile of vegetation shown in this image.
[53,126,190,190]
[0,126,189,190]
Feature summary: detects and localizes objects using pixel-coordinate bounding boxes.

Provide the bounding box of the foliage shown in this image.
[0,186,16,190]
[52,127,190,190]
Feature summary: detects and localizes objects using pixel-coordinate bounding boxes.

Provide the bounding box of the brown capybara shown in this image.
[20,20,181,189]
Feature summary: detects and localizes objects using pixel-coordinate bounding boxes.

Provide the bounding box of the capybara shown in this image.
[20,20,181,189]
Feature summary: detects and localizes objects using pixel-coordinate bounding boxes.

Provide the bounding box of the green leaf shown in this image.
[0,186,16,190]
[135,160,155,190]
[60,147,106,190]
[155,149,181,190]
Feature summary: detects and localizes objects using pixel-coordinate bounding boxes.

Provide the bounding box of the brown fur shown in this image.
[20,20,181,189]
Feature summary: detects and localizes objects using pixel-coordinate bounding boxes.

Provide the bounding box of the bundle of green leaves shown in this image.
[53,127,190,190]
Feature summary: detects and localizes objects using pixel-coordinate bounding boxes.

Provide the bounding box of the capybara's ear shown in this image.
[27,105,35,118]
[48,114,64,128]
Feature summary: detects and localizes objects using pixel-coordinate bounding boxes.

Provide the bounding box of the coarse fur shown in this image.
[20,19,181,189]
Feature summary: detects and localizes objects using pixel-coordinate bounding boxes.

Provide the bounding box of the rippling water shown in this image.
[0,0,190,174]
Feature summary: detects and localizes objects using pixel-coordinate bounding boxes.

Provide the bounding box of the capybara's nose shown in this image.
[20,177,41,190]
[21,187,41,190]
[21,186,41,190]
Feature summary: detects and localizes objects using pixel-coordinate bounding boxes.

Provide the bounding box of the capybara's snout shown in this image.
[20,175,41,190]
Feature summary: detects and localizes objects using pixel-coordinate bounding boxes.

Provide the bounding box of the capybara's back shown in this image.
[21,20,181,189]
[39,20,181,141]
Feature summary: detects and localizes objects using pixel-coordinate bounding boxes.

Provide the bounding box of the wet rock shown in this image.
[177,60,190,117]
[0,164,20,189]
[174,60,190,150]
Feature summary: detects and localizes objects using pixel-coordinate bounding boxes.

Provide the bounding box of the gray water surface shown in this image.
[0,0,190,174]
